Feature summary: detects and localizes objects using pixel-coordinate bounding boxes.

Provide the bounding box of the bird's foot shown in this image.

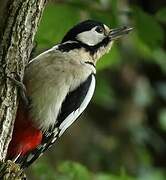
[0,160,26,180]
[7,73,29,106]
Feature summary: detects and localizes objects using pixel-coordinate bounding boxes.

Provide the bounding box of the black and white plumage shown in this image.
[7,20,132,168]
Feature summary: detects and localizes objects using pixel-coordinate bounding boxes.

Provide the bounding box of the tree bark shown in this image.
[0,0,47,179]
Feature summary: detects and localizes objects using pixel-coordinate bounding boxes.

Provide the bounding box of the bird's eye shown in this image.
[95,26,104,33]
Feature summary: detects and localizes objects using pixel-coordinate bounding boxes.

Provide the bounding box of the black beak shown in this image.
[109,26,133,40]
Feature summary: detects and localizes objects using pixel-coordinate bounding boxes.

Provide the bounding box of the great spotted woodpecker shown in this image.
[7,20,132,168]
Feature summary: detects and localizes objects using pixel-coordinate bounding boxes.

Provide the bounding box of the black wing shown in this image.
[57,73,94,126]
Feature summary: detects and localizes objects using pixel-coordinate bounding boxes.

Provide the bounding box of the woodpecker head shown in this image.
[61,20,132,63]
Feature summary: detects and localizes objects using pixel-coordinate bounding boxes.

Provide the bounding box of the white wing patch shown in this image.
[59,75,96,137]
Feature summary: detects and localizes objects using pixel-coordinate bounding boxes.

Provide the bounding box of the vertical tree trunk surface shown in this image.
[0,0,47,179]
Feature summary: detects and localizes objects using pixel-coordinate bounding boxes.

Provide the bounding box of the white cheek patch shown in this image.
[76,27,105,46]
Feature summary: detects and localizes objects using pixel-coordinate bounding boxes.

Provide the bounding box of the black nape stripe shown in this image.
[58,42,82,52]
[58,36,110,55]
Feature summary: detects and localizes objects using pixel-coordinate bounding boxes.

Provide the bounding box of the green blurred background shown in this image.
[27,0,166,179]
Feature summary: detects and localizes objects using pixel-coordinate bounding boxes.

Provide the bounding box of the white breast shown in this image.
[25,48,94,131]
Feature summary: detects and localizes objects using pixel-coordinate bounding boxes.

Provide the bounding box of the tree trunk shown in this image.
[0,0,47,179]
